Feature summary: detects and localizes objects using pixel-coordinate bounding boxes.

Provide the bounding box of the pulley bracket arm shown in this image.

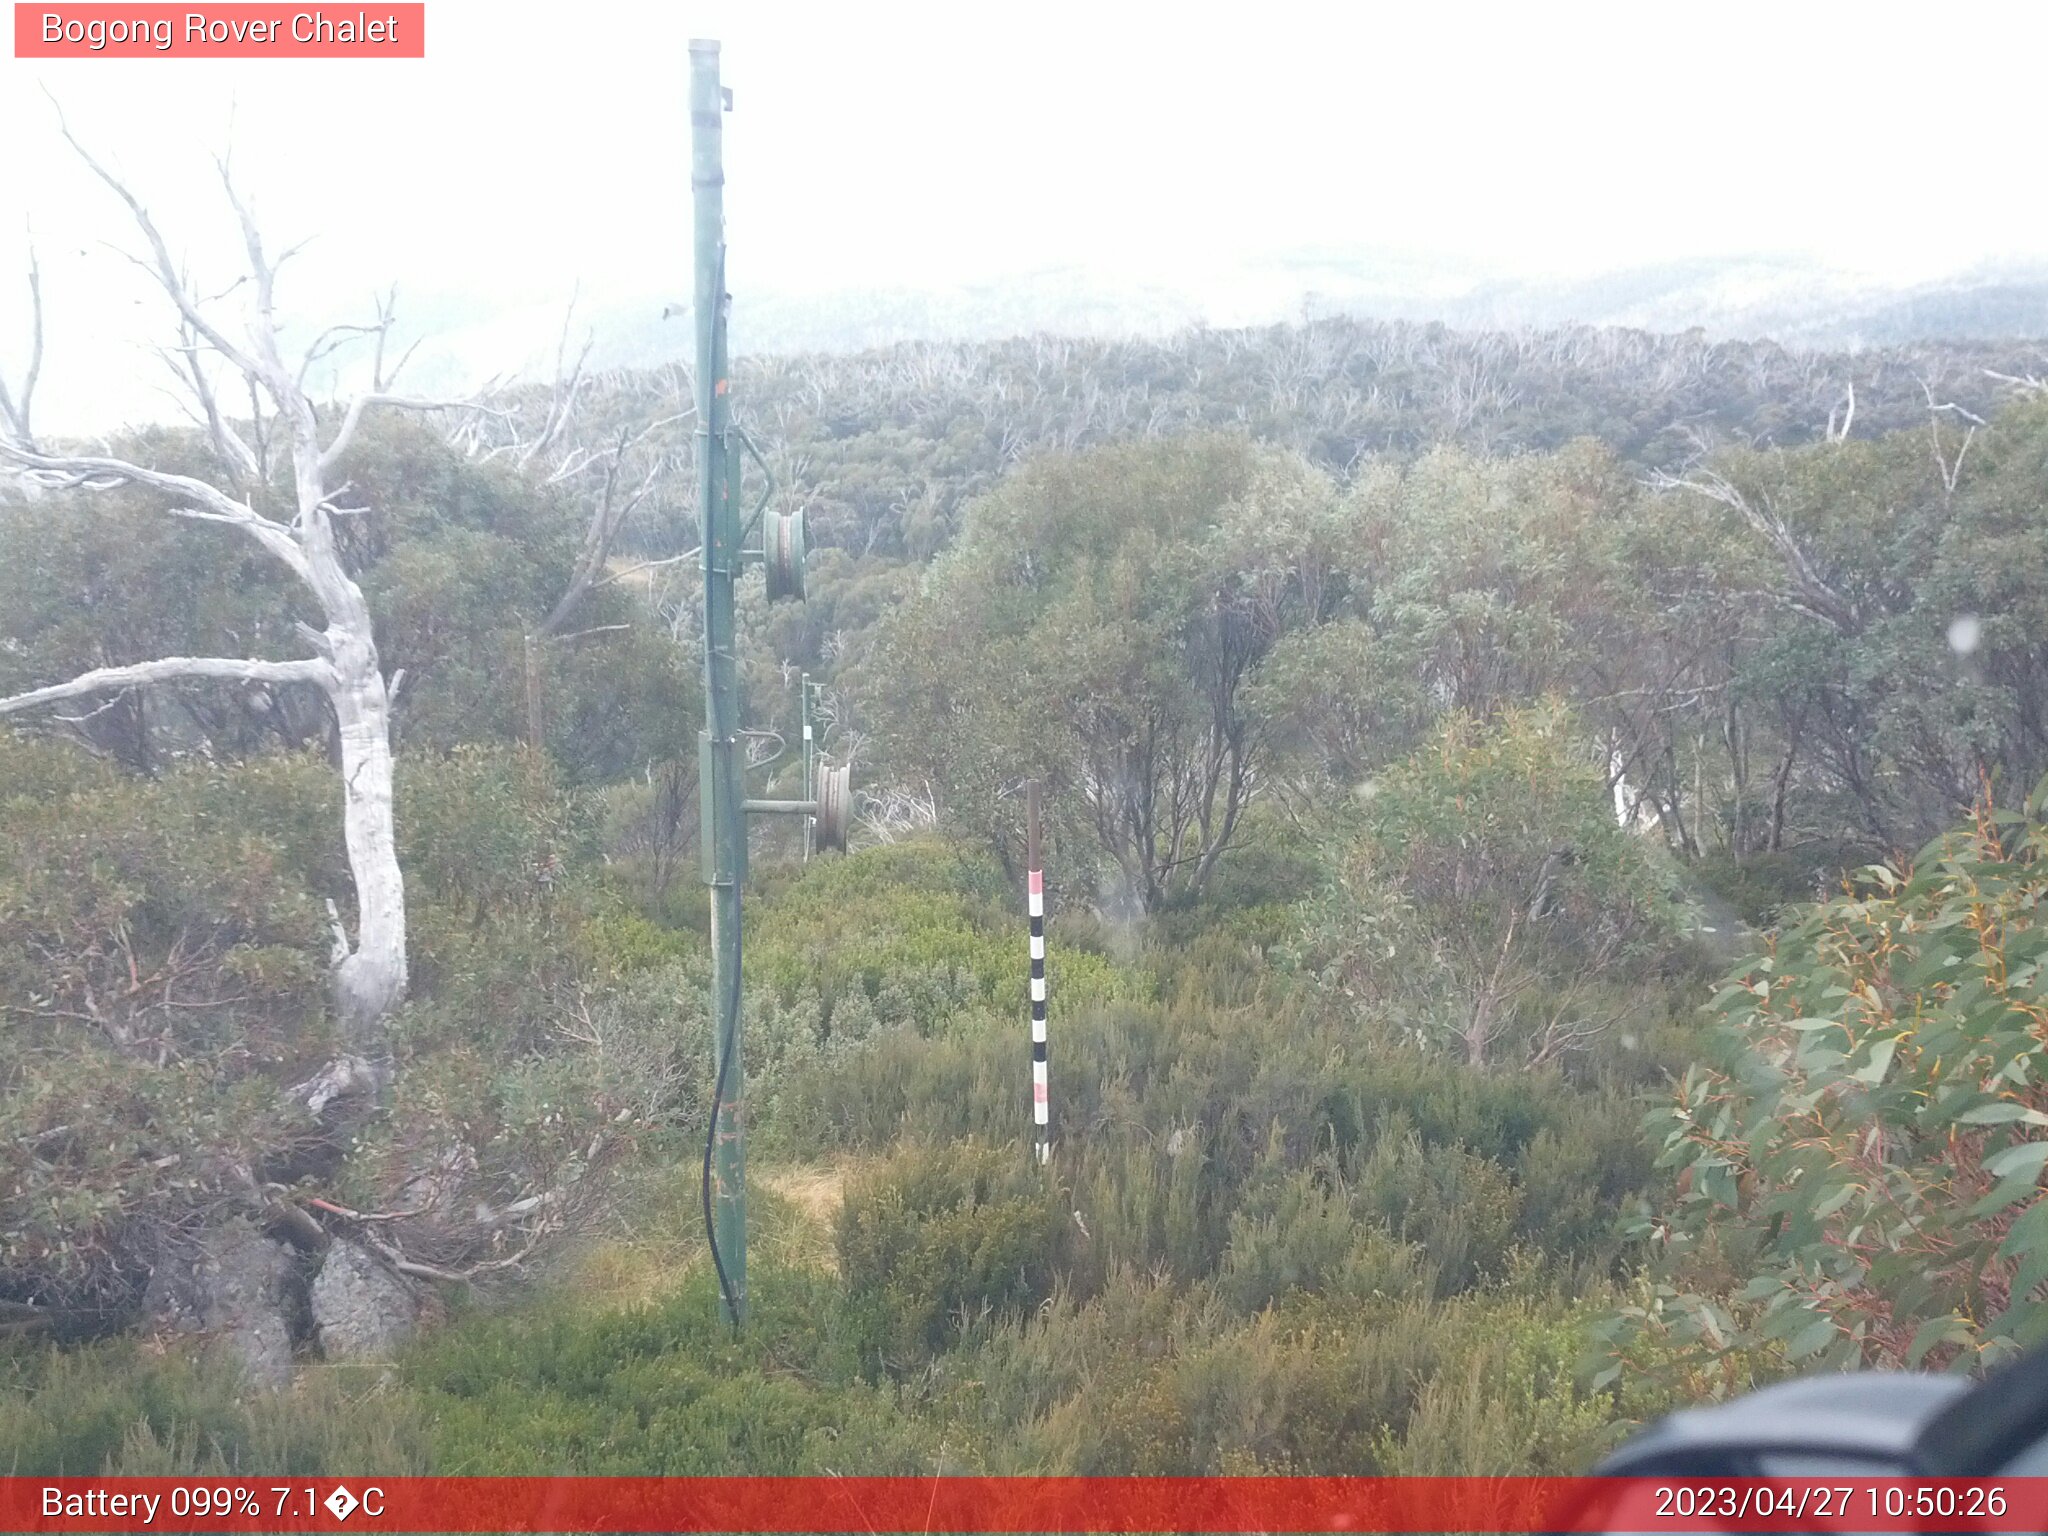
[732,426,776,549]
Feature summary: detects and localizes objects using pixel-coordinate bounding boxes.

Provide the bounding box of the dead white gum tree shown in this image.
[0,124,462,1104]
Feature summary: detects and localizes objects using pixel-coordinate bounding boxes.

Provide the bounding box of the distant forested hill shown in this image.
[539,316,2048,575]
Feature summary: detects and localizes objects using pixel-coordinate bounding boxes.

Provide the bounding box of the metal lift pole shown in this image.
[691,36,747,1328]
[688,38,848,1330]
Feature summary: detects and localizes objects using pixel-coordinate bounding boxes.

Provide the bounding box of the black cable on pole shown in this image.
[700,984,740,1320]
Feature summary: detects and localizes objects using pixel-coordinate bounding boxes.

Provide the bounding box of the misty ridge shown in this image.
[395,246,2048,389]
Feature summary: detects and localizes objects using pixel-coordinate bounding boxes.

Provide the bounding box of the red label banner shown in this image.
[2,1476,2046,1533]
[14,4,424,57]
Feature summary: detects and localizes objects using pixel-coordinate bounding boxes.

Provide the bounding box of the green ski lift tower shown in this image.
[690,38,851,1328]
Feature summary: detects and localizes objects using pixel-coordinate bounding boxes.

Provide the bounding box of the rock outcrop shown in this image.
[142,1220,298,1391]
[310,1238,416,1360]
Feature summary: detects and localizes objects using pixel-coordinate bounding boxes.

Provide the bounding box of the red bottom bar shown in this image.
[5,1476,2045,1533]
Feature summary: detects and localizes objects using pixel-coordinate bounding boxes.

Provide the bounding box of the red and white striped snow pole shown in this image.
[1027,781,1050,1165]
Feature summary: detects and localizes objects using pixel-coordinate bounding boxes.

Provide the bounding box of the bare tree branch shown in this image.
[0,655,333,717]
[0,440,314,578]
[1918,376,1988,428]
[537,416,683,638]
[0,231,42,447]
[373,289,424,391]
[521,290,594,471]
[590,547,701,591]
[1825,378,1855,444]
[165,313,264,486]
[318,391,484,480]
[1653,464,1860,634]
[1920,377,1980,496]
[303,1195,431,1224]
[48,99,276,399]
[359,1225,546,1285]
[1985,367,2048,395]
[296,320,387,391]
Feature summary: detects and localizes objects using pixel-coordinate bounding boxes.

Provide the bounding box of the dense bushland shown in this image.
[3,830,1674,1474]
[6,316,2048,1474]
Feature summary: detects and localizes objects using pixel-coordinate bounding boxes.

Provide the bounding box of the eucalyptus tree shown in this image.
[1655,394,2048,852]
[872,434,1342,910]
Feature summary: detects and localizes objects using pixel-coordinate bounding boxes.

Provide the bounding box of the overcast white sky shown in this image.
[5,1,2048,427]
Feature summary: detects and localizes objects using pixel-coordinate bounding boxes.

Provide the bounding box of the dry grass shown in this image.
[549,1162,705,1308]
[556,1161,857,1305]
[757,1162,857,1274]
[760,1164,848,1226]
[567,1238,704,1310]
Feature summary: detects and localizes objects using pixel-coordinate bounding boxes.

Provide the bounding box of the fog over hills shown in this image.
[385,248,2048,401]
[31,246,2048,435]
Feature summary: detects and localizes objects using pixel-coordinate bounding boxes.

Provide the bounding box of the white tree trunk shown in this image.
[290,445,409,1042]
[330,640,407,1037]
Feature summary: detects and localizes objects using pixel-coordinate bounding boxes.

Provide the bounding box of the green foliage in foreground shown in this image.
[1,1239,1630,1478]
[1603,781,2048,1391]
[45,757,2048,1477]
